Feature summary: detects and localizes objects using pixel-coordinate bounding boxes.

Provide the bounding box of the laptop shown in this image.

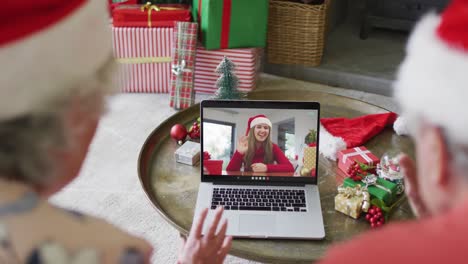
[193,100,325,239]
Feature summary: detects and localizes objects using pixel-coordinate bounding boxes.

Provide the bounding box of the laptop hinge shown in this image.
[212,181,307,187]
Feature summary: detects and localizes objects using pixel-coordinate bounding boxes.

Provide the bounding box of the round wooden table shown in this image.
[138,88,414,263]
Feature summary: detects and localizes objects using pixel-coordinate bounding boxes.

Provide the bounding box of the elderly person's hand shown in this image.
[177,207,232,264]
[399,154,430,218]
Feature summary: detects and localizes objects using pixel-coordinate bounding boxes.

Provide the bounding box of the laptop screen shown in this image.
[201,100,320,185]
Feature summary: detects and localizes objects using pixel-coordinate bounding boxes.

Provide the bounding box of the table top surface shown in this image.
[138,87,415,263]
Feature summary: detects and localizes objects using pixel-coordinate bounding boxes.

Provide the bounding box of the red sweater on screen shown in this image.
[226,143,294,173]
[319,201,468,264]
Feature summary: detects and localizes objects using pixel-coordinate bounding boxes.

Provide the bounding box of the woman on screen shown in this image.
[226,115,294,173]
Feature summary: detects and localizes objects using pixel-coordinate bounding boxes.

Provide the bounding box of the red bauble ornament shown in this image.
[170,124,187,142]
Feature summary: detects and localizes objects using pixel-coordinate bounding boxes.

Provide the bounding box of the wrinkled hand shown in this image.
[399,154,430,218]
[177,207,232,264]
[251,163,267,173]
[236,136,249,155]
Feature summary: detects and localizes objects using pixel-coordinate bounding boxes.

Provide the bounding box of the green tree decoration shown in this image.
[304,129,317,144]
[214,56,243,100]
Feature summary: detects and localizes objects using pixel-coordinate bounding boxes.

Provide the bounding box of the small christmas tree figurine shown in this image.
[304,129,317,145]
[214,56,243,100]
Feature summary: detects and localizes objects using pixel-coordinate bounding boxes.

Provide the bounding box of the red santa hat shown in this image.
[246,114,272,136]
[319,112,398,160]
[0,1,112,121]
[394,0,468,145]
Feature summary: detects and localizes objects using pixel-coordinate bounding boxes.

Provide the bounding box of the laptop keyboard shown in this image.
[211,188,307,212]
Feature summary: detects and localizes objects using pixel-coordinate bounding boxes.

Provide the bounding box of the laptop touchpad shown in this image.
[239,215,276,234]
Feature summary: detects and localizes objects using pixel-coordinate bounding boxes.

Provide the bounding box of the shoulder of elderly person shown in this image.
[0,197,152,264]
[319,201,468,264]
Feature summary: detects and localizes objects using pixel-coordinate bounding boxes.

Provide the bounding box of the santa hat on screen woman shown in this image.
[246,115,272,136]
[0,0,112,121]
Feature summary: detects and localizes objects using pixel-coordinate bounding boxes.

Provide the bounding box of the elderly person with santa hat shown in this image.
[0,1,230,263]
[319,0,468,263]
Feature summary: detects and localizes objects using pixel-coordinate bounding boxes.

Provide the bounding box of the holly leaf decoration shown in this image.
[371,195,407,222]
[357,161,375,171]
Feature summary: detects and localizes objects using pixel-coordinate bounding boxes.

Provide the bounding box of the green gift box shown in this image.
[192,0,269,50]
[343,177,398,205]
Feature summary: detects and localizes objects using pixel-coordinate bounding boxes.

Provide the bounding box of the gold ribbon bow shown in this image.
[141,2,185,28]
[338,185,370,213]
[141,2,159,28]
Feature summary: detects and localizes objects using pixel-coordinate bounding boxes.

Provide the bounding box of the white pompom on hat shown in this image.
[0,0,112,121]
[394,0,468,144]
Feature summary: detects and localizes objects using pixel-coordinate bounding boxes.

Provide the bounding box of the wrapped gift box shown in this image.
[192,0,269,50]
[194,46,261,94]
[203,160,223,175]
[338,146,380,177]
[112,27,173,93]
[334,186,369,219]
[343,177,398,205]
[175,141,201,165]
[170,22,198,109]
[303,146,317,170]
[113,4,191,28]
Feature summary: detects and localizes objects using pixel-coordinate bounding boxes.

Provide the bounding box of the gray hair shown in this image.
[0,57,117,188]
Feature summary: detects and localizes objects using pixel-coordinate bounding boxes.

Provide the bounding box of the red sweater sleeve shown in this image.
[267,144,295,173]
[226,151,244,171]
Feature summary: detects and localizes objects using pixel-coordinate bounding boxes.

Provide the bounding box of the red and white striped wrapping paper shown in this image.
[194,46,262,94]
[112,27,173,93]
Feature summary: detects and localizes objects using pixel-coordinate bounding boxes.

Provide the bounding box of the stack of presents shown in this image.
[333,146,405,227]
[109,0,266,109]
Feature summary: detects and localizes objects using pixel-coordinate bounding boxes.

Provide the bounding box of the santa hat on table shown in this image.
[246,115,272,136]
[319,112,398,160]
[393,0,468,146]
[0,1,112,121]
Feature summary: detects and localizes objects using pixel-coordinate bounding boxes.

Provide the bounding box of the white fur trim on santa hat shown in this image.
[319,124,347,161]
[393,116,409,136]
[250,117,272,128]
[394,13,468,145]
[0,0,112,121]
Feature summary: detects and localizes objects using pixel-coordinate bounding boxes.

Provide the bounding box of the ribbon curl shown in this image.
[362,174,392,195]
[141,2,185,27]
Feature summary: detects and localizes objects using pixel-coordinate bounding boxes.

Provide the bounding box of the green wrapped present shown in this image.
[343,176,398,205]
[192,0,269,50]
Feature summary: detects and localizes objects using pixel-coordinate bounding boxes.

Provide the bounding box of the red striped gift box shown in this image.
[112,27,173,93]
[194,46,262,94]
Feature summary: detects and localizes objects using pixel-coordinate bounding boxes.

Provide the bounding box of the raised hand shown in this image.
[236,136,249,155]
[178,207,232,264]
[251,163,267,173]
[399,154,430,218]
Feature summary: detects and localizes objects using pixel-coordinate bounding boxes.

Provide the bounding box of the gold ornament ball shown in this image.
[300,167,311,177]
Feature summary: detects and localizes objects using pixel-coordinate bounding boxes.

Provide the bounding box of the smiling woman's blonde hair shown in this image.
[243,126,274,171]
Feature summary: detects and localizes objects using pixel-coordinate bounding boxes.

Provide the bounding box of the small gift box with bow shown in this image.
[338,146,380,177]
[170,22,198,109]
[334,185,370,219]
[343,175,398,205]
[175,141,201,165]
[112,3,191,28]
